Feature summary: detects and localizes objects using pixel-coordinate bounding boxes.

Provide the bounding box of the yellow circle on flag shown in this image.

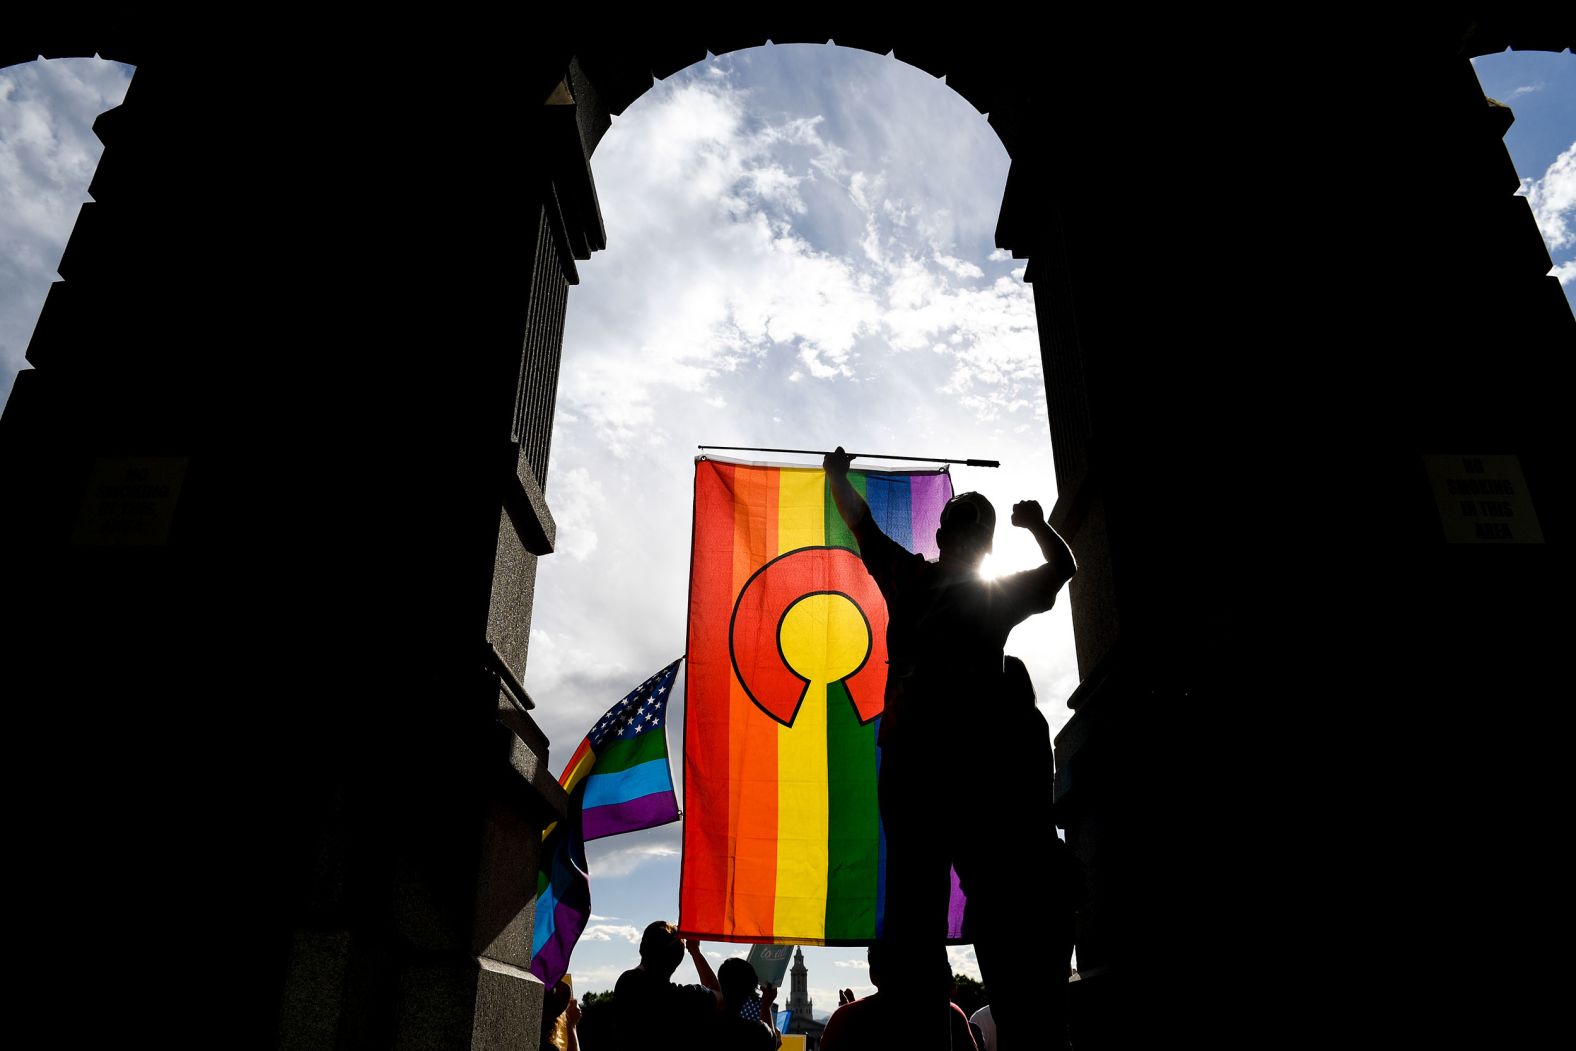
[778,592,871,686]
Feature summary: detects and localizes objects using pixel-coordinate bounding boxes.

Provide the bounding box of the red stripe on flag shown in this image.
[559,738,594,792]
[682,459,738,936]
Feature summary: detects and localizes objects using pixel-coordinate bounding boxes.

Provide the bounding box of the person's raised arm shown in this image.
[1011,500,1077,590]
[760,984,782,1048]
[686,939,727,1011]
[823,446,868,533]
[563,997,580,1051]
[686,939,720,994]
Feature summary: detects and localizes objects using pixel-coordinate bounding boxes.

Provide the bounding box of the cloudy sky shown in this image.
[530,45,1070,999]
[1471,50,1576,288]
[3,45,1571,1009]
[1,56,133,396]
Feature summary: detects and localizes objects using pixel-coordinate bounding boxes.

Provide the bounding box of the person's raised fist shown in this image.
[823,446,854,478]
[1011,500,1045,528]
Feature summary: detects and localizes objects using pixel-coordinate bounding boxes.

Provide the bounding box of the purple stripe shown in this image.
[531,896,590,985]
[947,866,967,939]
[582,790,679,842]
[908,473,952,559]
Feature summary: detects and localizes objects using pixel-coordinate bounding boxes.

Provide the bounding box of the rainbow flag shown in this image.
[530,787,590,988]
[679,457,966,944]
[531,660,681,985]
[558,659,682,841]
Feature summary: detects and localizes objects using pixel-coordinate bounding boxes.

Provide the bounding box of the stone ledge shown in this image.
[489,714,568,827]
[507,448,556,556]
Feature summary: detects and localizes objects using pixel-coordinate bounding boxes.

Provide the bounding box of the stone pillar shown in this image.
[0,42,601,1049]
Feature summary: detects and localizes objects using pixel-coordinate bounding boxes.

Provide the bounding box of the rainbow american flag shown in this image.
[679,457,966,944]
[558,660,682,842]
[531,660,681,985]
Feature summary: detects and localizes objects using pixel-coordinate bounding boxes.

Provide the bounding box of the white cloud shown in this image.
[586,840,680,879]
[563,964,626,990]
[0,57,133,407]
[946,944,981,982]
[847,171,873,212]
[559,81,889,448]
[579,923,643,944]
[545,467,604,561]
[744,165,806,211]
[557,58,1046,465]
[933,252,984,279]
[1553,259,1576,286]
[1506,84,1542,100]
[1519,140,1576,252]
[798,341,852,379]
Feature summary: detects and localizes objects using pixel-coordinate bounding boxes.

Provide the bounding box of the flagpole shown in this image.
[696,445,1000,468]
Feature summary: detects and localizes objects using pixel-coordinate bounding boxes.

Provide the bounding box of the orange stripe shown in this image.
[728,465,779,937]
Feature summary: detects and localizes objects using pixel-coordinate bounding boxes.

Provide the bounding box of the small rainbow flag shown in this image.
[531,660,681,986]
[559,659,682,841]
[680,457,965,944]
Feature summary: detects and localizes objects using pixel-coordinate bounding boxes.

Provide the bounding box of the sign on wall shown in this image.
[1423,454,1543,544]
[72,457,188,546]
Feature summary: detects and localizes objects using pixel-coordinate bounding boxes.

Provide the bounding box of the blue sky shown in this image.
[2,45,1570,1010]
[1472,50,1576,290]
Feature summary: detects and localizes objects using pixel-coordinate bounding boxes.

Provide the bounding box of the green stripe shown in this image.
[595,729,668,775]
[824,471,868,551]
[823,678,880,940]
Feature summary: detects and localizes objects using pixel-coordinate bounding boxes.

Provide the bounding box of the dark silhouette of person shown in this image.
[820,943,979,1051]
[963,656,1081,1051]
[824,446,1077,1051]
[700,957,781,1051]
[611,923,723,1050]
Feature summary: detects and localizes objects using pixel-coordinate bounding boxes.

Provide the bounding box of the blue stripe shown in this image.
[865,473,913,551]
[582,758,673,809]
[534,833,573,956]
[532,784,588,969]
[533,879,559,956]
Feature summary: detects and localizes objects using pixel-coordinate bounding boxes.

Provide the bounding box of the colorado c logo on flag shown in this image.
[728,546,888,728]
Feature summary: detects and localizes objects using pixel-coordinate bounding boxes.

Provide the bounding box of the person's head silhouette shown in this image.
[718,957,760,1010]
[937,492,995,567]
[638,921,686,979]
